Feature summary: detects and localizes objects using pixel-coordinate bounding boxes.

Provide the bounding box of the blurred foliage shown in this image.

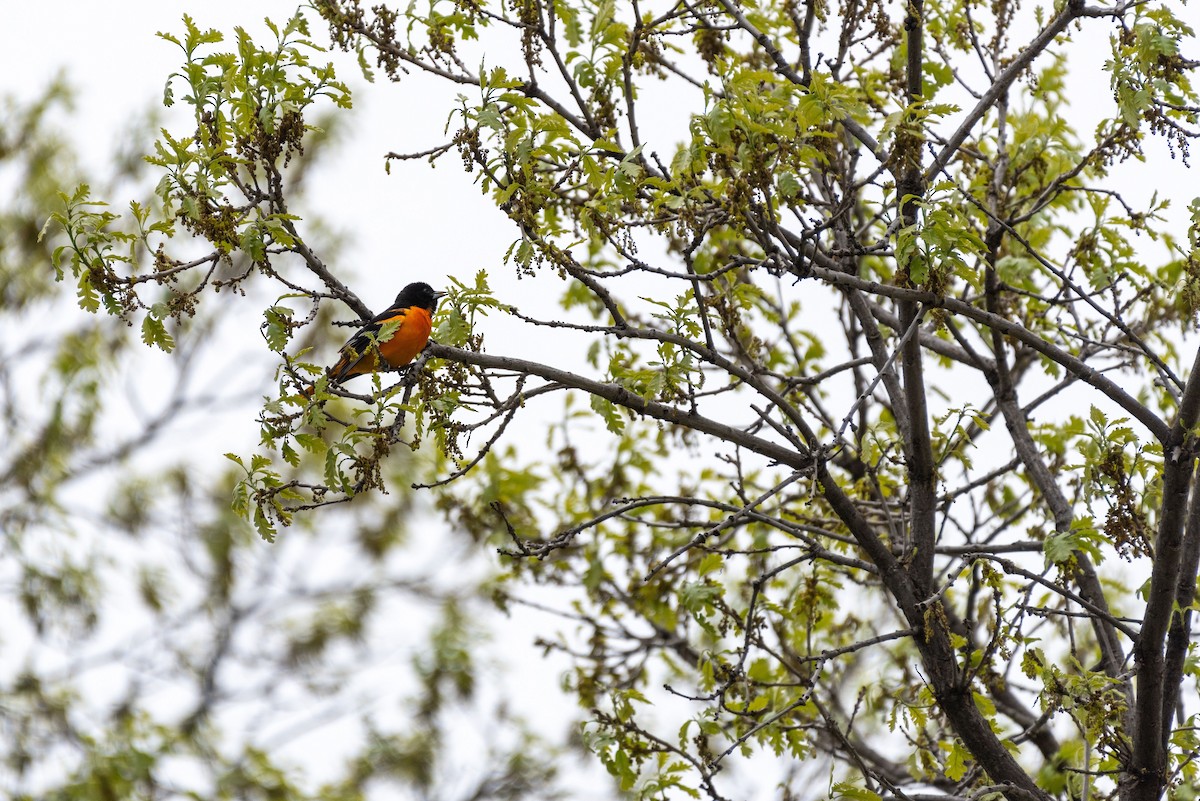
[1,80,570,801]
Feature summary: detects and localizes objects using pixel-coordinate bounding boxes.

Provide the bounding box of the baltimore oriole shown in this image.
[305,282,445,397]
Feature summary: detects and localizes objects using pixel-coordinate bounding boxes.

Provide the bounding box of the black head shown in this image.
[393,282,446,312]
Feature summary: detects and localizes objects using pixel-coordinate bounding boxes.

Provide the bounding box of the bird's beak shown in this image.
[433,290,448,301]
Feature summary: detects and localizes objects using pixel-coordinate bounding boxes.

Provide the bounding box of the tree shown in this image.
[48,0,1200,800]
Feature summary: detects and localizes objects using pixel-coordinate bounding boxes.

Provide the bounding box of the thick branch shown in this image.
[1126,344,1200,801]
[896,0,937,593]
[1160,476,1200,747]
[425,344,811,471]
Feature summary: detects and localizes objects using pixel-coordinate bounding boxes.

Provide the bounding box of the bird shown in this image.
[305,282,446,397]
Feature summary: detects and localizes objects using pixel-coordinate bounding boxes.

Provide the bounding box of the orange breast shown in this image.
[375,307,433,368]
[330,306,435,381]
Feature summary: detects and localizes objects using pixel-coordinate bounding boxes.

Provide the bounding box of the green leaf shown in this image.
[832,782,882,801]
[697,552,723,577]
[590,395,626,434]
[140,315,176,352]
[944,740,968,781]
[281,440,301,468]
[777,171,801,200]
[295,433,326,454]
[263,306,292,352]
